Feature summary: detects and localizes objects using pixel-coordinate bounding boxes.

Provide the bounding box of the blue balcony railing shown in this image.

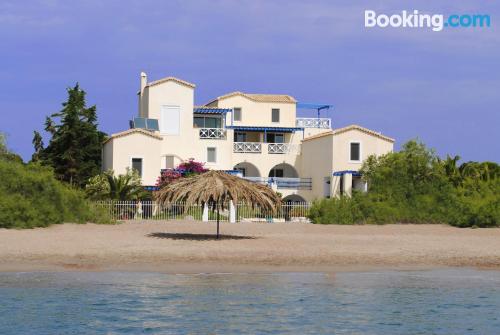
[243,177,312,190]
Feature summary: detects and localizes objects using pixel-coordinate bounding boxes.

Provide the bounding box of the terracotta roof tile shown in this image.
[206,91,296,105]
[302,130,334,142]
[302,124,394,143]
[146,76,196,89]
[103,128,162,144]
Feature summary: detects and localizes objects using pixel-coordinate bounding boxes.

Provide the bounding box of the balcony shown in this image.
[233,142,262,153]
[244,177,312,190]
[268,143,300,154]
[296,118,331,129]
[233,142,300,154]
[199,128,226,139]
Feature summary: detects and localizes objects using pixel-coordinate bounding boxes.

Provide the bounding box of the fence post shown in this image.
[229,200,236,223]
[202,203,209,222]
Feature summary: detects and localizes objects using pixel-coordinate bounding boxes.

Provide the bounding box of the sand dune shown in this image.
[1,221,499,272]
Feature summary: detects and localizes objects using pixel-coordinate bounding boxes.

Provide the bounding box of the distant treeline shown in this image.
[309,141,499,227]
[0,84,111,228]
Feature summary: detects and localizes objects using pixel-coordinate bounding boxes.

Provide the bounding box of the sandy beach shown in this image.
[0,221,499,273]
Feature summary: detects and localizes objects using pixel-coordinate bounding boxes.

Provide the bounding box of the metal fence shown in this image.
[243,177,312,190]
[296,117,331,129]
[93,201,311,223]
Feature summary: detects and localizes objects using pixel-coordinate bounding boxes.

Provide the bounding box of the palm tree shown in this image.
[86,169,147,201]
[154,170,281,238]
[106,172,147,200]
[459,161,500,182]
[442,155,461,186]
[459,162,482,180]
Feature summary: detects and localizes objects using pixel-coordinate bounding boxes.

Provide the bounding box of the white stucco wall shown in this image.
[104,74,396,201]
[217,95,296,128]
[300,134,334,200]
[103,132,162,185]
[301,127,394,199]
[331,129,393,172]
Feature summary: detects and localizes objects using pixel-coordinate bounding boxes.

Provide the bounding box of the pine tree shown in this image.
[31,131,44,162]
[33,84,106,187]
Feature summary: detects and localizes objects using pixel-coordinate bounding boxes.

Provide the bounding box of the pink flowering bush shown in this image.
[177,158,208,176]
[156,158,208,189]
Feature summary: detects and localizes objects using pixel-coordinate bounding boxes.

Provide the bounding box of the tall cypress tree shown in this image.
[33,84,106,187]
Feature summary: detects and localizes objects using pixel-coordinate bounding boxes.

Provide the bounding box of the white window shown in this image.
[272,108,280,122]
[131,158,143,177]
[350,142,361,162]
[233,107,242,122]
[165,155,175,169]
[160,105,180,135]
[207,147,217,163]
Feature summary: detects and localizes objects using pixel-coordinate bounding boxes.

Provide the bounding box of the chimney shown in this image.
[140,71,147,96]
[139,72,147,118]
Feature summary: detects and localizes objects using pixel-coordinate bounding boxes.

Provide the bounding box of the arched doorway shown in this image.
[268,163,298,178]
[233,162,261,177]
[282,194,306,203]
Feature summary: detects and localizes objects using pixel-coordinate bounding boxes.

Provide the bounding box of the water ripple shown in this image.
[0,269,499,334]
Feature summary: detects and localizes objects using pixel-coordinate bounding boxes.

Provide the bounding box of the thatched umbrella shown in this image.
[154,170,282,238]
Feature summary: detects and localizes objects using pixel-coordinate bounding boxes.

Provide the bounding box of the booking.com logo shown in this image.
[365,10,491,32]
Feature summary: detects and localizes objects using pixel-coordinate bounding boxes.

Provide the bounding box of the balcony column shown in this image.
[343,173,353,197]
[229,200,236,223]
[331,175,341,198]
[202,203,209,222]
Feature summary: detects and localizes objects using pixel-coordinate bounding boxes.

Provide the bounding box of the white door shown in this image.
[160,105,180,135]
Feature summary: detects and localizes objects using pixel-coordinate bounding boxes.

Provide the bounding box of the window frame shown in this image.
[234,132,247,142]
[160,105,180,135]
[349,141,362,163]
[207,147,217,163]
[193,117,205,128]
[165,155,175,169]
[233,107,242,122]
[130,157,144,178]
[193,115,222,128]
[266,132,284,143]
[271,108,280,123]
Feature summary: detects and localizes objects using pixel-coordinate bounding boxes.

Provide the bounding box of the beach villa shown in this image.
[102,72,394,202]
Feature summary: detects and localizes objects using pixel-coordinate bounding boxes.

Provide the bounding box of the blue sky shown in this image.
[1,0,499,162]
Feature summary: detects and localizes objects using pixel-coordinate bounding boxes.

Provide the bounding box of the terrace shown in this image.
[231,163,312,191]
[228,126,303,155]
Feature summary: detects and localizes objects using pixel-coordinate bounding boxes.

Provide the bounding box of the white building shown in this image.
[102,73,394,201]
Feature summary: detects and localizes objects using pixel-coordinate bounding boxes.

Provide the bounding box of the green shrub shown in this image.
[0,160,112,228]
[447,180,500,228]
[309,196,363,224]
[309,140,499,227]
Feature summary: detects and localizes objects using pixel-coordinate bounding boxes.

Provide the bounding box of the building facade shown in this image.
[102,73,395,201]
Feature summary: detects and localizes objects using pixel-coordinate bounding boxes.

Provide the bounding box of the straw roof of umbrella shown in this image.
[154,170,281,212]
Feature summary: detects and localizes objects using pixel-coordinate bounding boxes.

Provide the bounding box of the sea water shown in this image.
[0,269,499,334]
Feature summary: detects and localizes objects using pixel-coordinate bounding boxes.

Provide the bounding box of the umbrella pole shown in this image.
[216,204,220,239]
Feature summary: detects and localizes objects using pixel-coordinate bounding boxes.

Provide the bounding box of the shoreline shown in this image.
[1,262,493,275]
[0,261,455,274]
[1,221,500,274]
